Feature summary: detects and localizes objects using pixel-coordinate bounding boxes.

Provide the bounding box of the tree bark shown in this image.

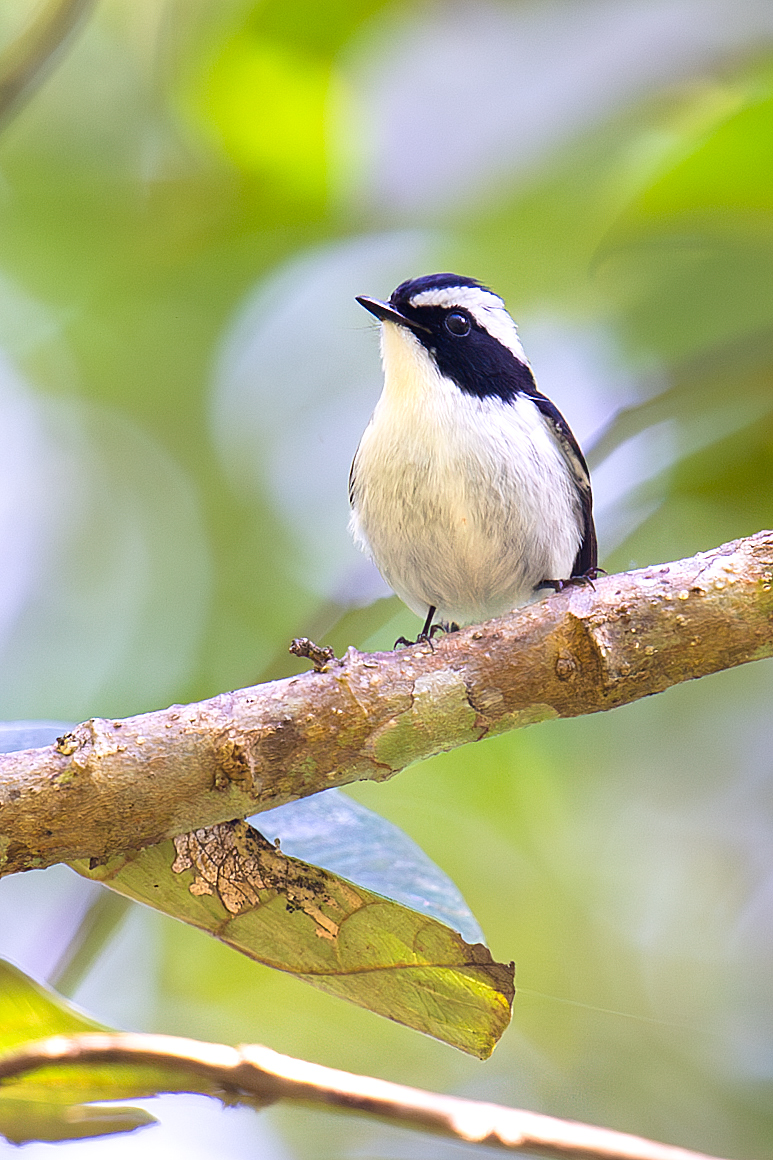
[1,531,772,878]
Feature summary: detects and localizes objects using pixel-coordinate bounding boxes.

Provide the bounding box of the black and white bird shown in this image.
[349,273,597,641]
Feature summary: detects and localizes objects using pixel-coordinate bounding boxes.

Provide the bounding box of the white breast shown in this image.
[349,322,583,626]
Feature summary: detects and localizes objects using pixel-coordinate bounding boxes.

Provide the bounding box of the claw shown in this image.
[538,566,606,595]
[394,629,438,650]
[394,605,446,649]
[393,608,461,649]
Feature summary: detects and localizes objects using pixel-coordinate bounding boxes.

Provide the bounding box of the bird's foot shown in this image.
[394,627,440,650]
[538,567,606,594]
[394,621,454,649]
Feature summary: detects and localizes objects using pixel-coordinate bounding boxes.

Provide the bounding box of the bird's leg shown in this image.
[538,567,607,594]
[394,606,438,649]
[419,605,437,639]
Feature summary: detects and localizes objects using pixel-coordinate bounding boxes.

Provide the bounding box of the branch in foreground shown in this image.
[0,1032,733,1160]
[1,532,772,877]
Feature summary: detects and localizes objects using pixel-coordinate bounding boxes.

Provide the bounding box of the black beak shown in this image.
[356,295,431,335]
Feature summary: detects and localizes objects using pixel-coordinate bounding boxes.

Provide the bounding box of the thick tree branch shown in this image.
[1,532,772,878]
[0,1031,732,1160]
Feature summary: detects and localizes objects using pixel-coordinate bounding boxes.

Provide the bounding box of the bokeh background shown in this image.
[0,0,772,1156]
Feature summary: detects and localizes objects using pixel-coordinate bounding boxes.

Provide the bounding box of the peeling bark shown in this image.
[1,532,772,878]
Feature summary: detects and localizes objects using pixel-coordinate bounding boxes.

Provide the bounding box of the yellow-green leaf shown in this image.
[0,961,210,1143]
[73,820,514,1059]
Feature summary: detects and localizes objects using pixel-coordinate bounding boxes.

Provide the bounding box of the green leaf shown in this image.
[0,1099,156,1147]
[0,961,213,1143]
[73,820,514,1059]
[0,960,105,1050]
[254,788,485,944]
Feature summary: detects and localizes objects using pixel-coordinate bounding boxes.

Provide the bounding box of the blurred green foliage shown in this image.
[1,1,772,1157]
[0,960,160,1142]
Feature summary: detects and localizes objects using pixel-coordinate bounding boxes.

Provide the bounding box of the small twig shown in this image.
[289,637,337,672]
[0,1032,732,1160]
[48,889,132,996]
[0,0,96,132]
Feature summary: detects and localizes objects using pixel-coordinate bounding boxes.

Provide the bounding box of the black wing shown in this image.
[348,452,357,508]
[530,393,597,577]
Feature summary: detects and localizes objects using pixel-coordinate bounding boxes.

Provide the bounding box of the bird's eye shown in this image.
[445,311,471,336]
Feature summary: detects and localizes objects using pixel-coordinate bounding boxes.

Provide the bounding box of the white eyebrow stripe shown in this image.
[408,286,502,311]
[408,285,529,365]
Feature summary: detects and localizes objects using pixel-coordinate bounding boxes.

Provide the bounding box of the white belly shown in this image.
[350,381,583,627]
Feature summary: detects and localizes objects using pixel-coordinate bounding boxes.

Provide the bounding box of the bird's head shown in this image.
[356,273,537,402]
